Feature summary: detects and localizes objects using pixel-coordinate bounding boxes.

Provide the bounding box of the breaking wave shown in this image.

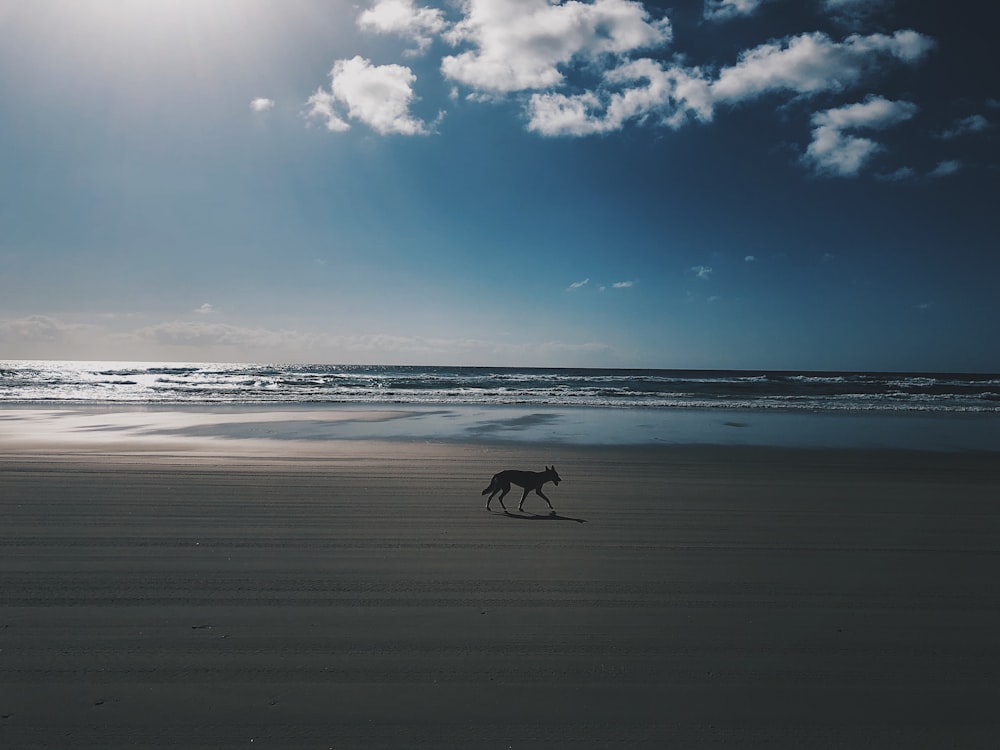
[1,361,998,412]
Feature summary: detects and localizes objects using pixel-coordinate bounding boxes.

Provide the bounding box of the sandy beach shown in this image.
[3,412,1000,747]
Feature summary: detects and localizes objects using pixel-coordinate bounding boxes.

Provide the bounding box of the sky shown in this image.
[0,0,997,371]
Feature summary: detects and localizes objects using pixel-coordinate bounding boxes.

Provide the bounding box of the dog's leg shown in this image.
[485,479,502,510]
[535,488,554,511]
[483,473,500,508]
[517,486,532,512]
[497,483,511,511]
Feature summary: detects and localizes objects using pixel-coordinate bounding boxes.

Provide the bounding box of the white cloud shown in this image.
[304,90,351,132]
[876,166,917,182]
[315,2,935,151]
[928,159,961,178]
[138,321,293,349]
[305,56,432,135]
[0,315,96,346]
[703,0,770,22]
[194,303,218,315]
[441,0,671,95]
[822,0,877,9]
[744,255,756,262]
[132,323,486,360]
[692,265,713,279]
[821,0,890,27]
[358,0,448,55]
[527,28,930,137]
[250,97,275,112]
[938,114,991,140]
[802,95,918,177]
[566,278,632,291]
[529,91,603,136]
[527,58,711,135]
[711,30,933,104]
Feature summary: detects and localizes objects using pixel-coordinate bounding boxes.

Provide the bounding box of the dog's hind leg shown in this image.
[496,483,511,512]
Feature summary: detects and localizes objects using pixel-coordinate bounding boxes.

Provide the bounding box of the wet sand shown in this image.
[2,435,1000,747]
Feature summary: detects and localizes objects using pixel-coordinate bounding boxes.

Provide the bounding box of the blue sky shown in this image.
[1,0,997,371]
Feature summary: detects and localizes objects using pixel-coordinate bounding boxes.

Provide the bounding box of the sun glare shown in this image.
[36,0,275,76]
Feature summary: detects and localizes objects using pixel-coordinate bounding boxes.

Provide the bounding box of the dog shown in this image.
[482,466,561,512]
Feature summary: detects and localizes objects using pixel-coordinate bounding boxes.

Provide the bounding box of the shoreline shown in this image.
[3,402,999,454]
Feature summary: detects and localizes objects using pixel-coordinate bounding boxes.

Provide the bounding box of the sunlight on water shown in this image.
[2,360,998,413]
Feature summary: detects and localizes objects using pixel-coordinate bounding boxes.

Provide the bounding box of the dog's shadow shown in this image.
[491,510,587,524]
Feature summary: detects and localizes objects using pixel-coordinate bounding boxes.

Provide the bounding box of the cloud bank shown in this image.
[304,1,937,175]
[0,315,615,366]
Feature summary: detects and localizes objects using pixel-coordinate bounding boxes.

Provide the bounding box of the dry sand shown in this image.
[2,438,1000,748]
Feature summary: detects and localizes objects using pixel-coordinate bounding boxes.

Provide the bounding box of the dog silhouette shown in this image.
[482,466,561,512]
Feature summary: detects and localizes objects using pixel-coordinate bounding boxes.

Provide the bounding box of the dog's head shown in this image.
[546,465,561,485]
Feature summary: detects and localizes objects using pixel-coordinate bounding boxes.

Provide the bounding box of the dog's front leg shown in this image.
[534,488,554,511]
[517,487,532,512]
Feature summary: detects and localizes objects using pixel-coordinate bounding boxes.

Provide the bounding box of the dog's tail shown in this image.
[481,475,497,495]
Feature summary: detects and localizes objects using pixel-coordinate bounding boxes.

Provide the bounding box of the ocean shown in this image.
[1,360,998,412]
[3,361,998,450]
